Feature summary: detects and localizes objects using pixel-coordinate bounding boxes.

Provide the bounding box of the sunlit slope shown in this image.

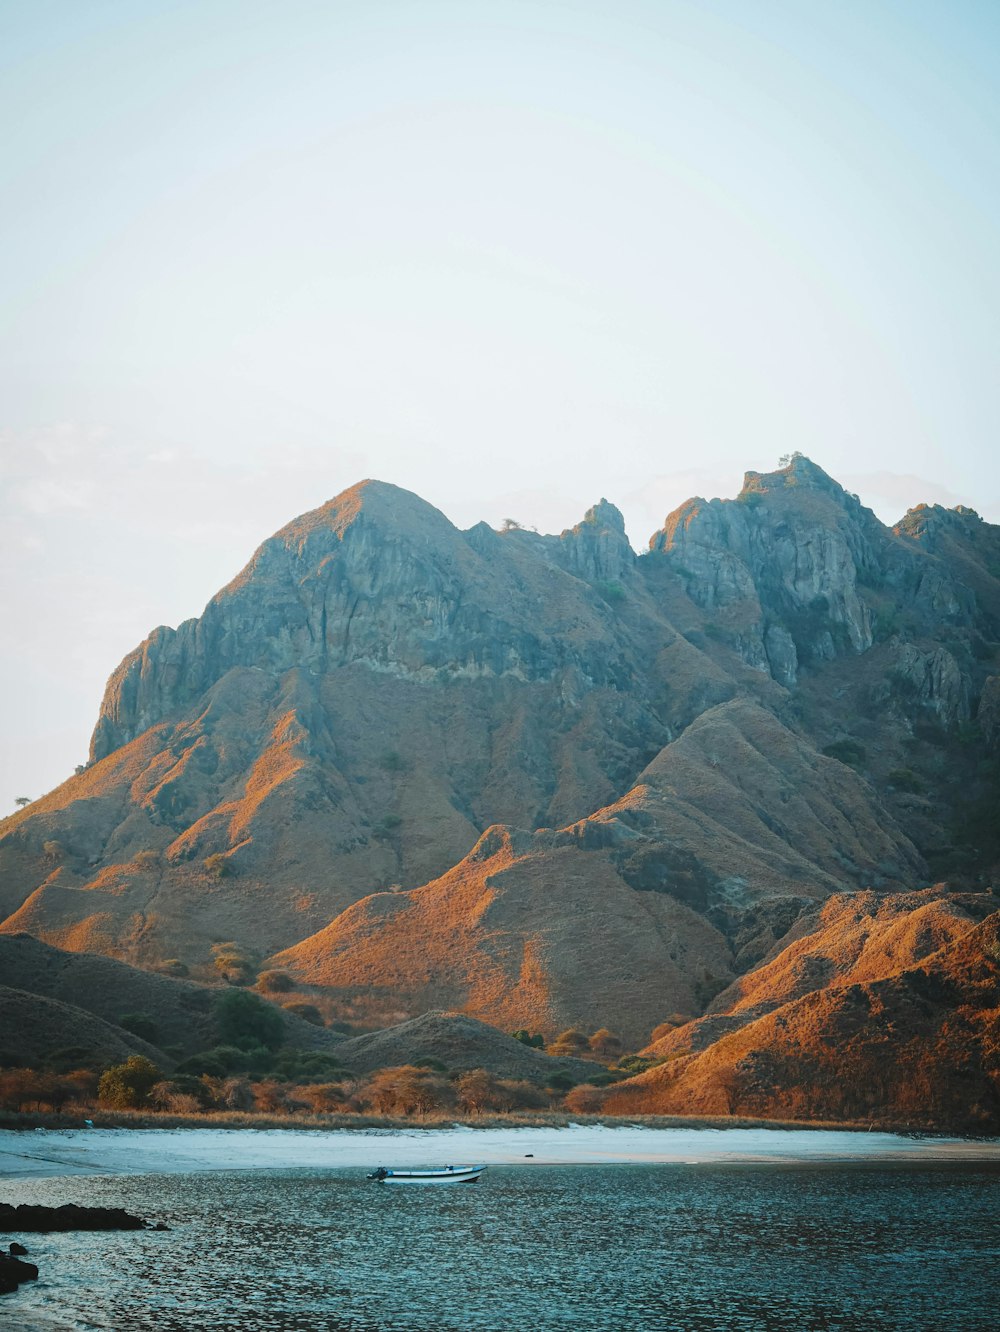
[603,893,1000,1130]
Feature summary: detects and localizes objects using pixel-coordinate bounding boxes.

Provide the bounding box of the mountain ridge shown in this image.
[2,456,998,1083]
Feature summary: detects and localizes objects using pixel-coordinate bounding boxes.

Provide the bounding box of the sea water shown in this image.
[1,1162,997,1331]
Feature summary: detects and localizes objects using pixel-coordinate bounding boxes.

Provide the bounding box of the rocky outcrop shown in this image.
[882,640,971,725]
[0,1204,153,1232]
[649,458,884,675]
[555,499,635,586]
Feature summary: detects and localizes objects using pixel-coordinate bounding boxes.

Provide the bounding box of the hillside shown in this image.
[0,986,168,1072]
[331,1011,597,1084]
[0,933,344,1062]
[602,892,1000,1131]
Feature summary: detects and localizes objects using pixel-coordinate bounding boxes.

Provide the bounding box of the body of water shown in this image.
[1,1162,998,1331]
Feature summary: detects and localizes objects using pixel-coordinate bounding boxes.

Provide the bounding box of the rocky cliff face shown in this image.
[1,459,998,1052]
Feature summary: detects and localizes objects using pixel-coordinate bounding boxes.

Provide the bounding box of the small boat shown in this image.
[367,1164,487,1185]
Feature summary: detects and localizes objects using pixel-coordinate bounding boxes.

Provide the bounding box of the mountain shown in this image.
[1,455,998,1100]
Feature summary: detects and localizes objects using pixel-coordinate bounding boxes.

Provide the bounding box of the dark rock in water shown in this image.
[7,1243,27,1255]
[0,1254,39,1284]
[0,1203,148,1232]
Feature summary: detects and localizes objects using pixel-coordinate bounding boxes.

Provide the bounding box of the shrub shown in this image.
[299,1082,351,1114]
[360,1065,455,1116]
[614,1054,656,1076]
[588,1028,623,1059]
[274,1051,344,1082]
[43,840,64,862]
[456,1068,504,1115]
[203,853,232,879]
[158,958,189,977]
[98,1056,161,1109]
[258,970,295,994]
[511,1030,545,1048]
[547,1028,589,1057]
[149,1076,211,1113]
[0,1068,53,1112]
[283,1001,324,1026]
[563,1084,609,1114]
[887,767,923,793]
[597,581,626,606]
[118,1012,159,1044]
[253,1080,298,1115]
[133,849,161,871]
[211,941,254,984]
[46,1046,97,1073]
[495,1079,547,1110]
[214,989,285,1052]
[214,1077,254,1111]
[822,740,867,768]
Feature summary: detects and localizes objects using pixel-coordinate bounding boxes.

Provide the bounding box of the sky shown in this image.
[2,0,999,813]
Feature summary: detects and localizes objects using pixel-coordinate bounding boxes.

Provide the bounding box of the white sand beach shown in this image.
[2,1123,998,1181]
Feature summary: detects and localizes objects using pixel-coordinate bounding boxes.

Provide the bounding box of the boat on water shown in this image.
[367,1164,487,1185]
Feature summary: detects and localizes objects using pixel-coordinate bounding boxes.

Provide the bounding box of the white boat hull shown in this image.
[370,1165,486,1185]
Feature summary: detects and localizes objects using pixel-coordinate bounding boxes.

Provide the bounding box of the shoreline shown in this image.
[2,1123,999,1182]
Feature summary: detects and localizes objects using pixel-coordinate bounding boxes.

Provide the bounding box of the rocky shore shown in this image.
[0,1205,167,1302]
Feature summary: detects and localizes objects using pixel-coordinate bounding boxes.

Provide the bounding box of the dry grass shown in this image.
[0,1107,941,1135]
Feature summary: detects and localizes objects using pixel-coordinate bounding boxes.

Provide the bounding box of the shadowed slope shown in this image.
[332,1010,596,1084]
[0,934,344,1060]
[0,987,168,1070]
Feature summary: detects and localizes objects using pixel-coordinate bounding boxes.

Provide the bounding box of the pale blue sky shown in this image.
[2,0,999,810]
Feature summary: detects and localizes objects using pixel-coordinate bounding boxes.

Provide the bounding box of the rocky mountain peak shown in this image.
[557,497,633,584]
[740,453,844,500]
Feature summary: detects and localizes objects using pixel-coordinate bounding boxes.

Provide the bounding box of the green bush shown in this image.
[98,1055,161,1109]
[887,768,923,793]
[273,1051,345,1083]
[614,1054,656,1076]
[511,1029,545,1048]
[214,989,285,1052]
[596,581,626,606]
